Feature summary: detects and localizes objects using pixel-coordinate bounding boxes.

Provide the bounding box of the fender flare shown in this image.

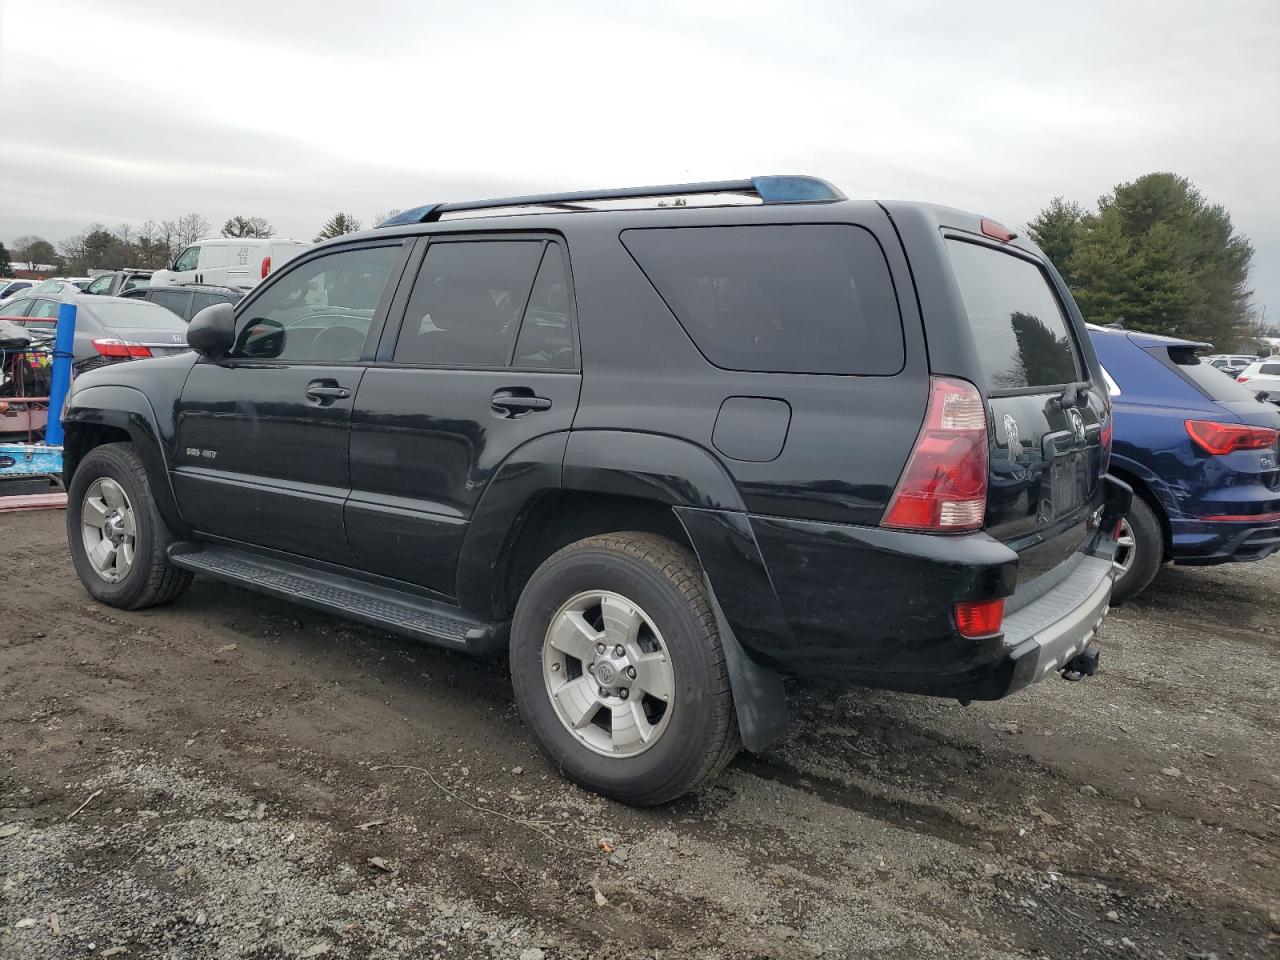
[63,384,187,535]
[465,428,791,751]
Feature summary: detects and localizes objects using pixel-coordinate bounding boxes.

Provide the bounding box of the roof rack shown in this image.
[377,175,845,227]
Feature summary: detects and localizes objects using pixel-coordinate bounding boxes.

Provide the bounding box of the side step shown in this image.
[168,543,503,654]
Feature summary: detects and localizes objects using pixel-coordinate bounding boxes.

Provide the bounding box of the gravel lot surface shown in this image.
[2,508,1277,959]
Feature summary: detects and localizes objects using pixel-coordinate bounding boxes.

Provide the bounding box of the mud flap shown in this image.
[707,582,788,752]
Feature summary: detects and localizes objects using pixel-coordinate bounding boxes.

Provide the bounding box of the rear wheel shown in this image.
[510,533,740,805]
[1111,495,1164,604]
[66,442,192,609]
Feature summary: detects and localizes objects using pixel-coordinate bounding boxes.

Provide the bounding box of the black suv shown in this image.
[62,176,1129,805]
[119,282,248,322]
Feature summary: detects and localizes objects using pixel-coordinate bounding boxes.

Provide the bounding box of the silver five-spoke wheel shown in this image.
[80,477,137,583]
[1113,517,1136,575]
[542,590,675,757]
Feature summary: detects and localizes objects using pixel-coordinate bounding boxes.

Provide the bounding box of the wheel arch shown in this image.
[458,429,791,751]
[63,385,187,536]
[1108,457,1173,562]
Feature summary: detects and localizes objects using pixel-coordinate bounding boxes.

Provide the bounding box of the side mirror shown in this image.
[187,302,236,361]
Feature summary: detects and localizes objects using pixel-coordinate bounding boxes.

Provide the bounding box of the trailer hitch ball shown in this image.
[1062,646,1101,682]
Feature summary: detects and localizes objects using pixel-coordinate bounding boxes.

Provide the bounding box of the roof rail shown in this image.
[377,175,845,227]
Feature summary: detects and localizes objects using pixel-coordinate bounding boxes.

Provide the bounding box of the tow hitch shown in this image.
[1062,646,1100,682]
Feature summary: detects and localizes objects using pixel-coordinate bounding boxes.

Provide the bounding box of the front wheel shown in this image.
[66,442,192,609]
[509,533,740,805]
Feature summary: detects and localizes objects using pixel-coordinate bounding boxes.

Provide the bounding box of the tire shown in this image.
[66,442,192,610]
[510,532,741,805]
[1111,495,1164,604]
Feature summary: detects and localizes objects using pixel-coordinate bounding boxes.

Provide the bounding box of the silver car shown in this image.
[0,291,189,372]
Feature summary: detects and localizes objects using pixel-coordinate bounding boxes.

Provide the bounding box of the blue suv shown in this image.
[1089,325,1280,601]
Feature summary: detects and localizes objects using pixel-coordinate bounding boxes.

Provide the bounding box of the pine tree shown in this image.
[314,213,363,243]
[1029,174,1256,349]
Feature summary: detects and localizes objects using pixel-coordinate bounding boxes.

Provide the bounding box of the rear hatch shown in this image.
[88,300,189,357]
[945,238,1106,586]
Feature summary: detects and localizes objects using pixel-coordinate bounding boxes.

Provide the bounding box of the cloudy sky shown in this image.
[2,0,1277,319]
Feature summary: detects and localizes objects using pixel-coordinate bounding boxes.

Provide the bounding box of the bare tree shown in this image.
[221,215,276,238]
[372,208,404,226]
[171,213,212,252]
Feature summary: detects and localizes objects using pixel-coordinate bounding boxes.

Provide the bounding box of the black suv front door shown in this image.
[172,242,409,563]
[346,236,581,597]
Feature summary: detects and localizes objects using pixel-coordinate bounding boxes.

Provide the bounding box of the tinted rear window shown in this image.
[946,239,1081,390]
[87,300,187,329]
[1162,347,1261,401]
[622,224,903,375]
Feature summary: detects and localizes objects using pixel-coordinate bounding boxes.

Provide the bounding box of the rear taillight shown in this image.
[1237,376,1250,383]
[1185,419,1278,455]
[92,338,152,358]
[261,256,271,279]
[882,376,989,532]
[1100,417,1113,474]
[955,598,1005,638]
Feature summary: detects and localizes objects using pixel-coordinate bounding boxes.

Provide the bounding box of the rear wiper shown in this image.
[1052,381,1089,411]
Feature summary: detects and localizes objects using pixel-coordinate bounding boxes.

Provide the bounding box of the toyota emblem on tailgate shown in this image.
[1068,408,1086,442]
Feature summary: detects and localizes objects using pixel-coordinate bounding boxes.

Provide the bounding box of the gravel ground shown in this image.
[1,508,1277,959]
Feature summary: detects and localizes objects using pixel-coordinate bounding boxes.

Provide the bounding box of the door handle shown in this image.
[305,380,351,403]
[491,389,552,416]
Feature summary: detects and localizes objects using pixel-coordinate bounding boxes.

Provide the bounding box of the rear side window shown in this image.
[1159,346,1260,401]
[1262,363,1280,376]
[148,289,194,318]
[946,239,1081,390]
[394,240,545,367]
[621,225,904,375]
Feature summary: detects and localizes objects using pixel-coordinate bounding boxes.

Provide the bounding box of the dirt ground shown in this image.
[1,509,1277,960]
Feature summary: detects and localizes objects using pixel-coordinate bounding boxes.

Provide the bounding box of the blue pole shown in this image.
[44,290,77,447]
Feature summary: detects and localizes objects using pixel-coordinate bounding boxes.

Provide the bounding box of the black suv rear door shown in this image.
[945,237,1107,582]
[347,235,581,597]
[172,241,409,563]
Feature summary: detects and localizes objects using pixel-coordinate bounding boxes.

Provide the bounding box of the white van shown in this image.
[150,238,312,288]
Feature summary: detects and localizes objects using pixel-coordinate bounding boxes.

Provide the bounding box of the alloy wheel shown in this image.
[541,590,675,758]
[1113,517,1136,576]
[80,477,137,583]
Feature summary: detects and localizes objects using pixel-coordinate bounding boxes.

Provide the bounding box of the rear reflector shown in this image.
[1201,512,1280,523]
[882,376,989,532]
[92,338,152,358]
[980,219,1017,242]
[955,598,1005,638]
[261,256,272,279]
[1185,419,1278,455]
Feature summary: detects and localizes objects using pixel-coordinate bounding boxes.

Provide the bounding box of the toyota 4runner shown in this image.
[62,175,1130,805]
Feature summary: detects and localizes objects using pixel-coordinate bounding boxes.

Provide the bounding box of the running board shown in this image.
[167,543,503,654]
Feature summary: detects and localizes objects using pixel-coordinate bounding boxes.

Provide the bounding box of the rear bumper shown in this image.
[1170,517,1280,565]
[961,554,1112,699]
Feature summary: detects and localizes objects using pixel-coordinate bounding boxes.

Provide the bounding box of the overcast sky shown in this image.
[2,0,1277,319]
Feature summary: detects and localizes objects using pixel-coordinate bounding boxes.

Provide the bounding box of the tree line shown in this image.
[2,178,1263,353]
[4,209,402,277]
